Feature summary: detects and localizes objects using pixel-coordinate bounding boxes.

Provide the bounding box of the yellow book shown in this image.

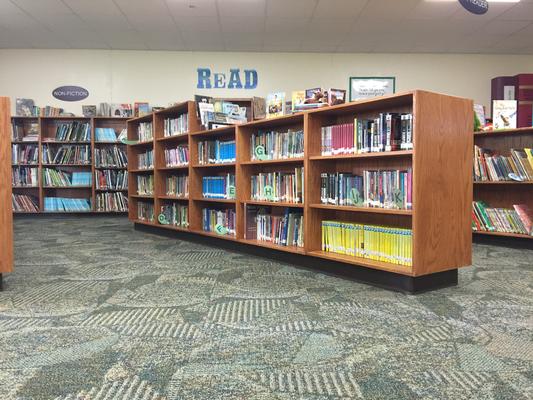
[525,148,533,170]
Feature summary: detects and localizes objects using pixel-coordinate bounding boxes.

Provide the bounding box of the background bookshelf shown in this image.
[128,91,473,292]
[473,127,533,240]
[1,97,14,282]
[11,116,129,214]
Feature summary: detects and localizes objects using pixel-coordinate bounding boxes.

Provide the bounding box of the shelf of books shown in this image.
[472,127,533,239]
[11,116,129,214]
[128,91,473,291]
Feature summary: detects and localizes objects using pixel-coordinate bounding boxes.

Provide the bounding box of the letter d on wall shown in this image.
[244,70,258,89]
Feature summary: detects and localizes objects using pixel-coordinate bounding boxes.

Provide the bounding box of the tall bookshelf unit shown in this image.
[129,91,474,292]
[473,127,533,241]
[1,97,14,286]
[11,116,129,214]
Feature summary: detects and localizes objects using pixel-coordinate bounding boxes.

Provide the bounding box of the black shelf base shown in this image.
[134,223,458,294]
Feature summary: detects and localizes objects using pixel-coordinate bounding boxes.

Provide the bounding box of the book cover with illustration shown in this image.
[291,91,305,112]
[493,100,517,130]
[328,88,346,106]
[267,92,285,118]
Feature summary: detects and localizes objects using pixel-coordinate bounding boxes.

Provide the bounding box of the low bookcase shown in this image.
[128,92,473,292]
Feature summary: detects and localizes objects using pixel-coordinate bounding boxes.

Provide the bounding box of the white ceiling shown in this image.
[0,0,533,53]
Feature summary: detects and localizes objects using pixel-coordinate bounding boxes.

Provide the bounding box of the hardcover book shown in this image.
[16,98,35,116]
[291,91,305,112]
[267,92,285,118]
[82,105,97,118]
[252,97,266,120]
[328,88,346,106]
[134,102,150,117]
[493,100,517,130]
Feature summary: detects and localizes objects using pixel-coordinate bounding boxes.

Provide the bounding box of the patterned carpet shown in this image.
[0,217,531,400]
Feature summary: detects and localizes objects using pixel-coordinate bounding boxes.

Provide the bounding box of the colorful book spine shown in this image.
[321,221,413,267]
[202,174,235,199]
[255,208,304,247]
[138,149,154,169]
[137,122,153,142]
[164,145,189,167]
[160,203,189,227]
[250,129,304,160]
[12,166,38,187]
[42,145,91,165]
[474,145,533,181]
[165,175,188,197]
[198,139,236,164]
[137,175,154,195]
[54,122,90,141]
[202,207,236,236]
[96,170,128,190]
[95,128,118,142]
[44,197,91,212]
[137,201,154,222]
[96,192,128,212]
[164,114,188,137]
[250,168,304,203]
[12,193,39,212]
[11,144,38,164]
[95,146,128,168]
[472,201,532,235]
[42,169,91,187]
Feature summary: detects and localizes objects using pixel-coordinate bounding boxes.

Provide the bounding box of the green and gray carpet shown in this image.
[0,217,531,400]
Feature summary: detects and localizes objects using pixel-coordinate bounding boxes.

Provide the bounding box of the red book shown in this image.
[513,204,533,235]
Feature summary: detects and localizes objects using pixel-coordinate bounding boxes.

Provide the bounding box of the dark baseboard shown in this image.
[473,234,533,250]
[134,223,458,294]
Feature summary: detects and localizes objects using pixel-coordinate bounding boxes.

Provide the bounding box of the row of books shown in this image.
[44,197,91,212]
[50,122,90,142]
[160,203,189,227]
[138,122,153,142]
[12,122,38,141]
[198,139,236,164]
[12,166,38,187]
[322,221,413,267]
[472,201,532,236]
[164,145,189,167]
[138,201,154,222]
[137,175,154,195]
[320,170,412,209]
[95,127,126,142]
[42,145,91,165]
[96,192,129,212]
[42,169,92,187]
[321,114,413,156]
[248,207,304,248]
[474,146,533,182]
[250,168,304,204]
[12,194,39,212]
[166,175,188,197]
[250,129,304,161]
[202,174,236,199]
[203,208,236,236]
[12,144,38,164]
[96,170,128,190]
[138,149,154,169]
[95,146,128,168]
[164,115,188,137]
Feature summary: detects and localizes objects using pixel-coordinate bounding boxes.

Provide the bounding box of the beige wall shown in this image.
[1,49,532,116]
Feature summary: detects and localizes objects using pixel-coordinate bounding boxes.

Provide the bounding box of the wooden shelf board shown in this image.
[192,163,236,168]
[240,113,304,128]
[12,186,39,189]
[192,197,236,204]
[473,181,533,185]
[128,114,153,123]
[41,141,91,144]
[40,116,90,120]
[13,210,40,214]
[95,166,127,170]
[156,134,188,143]
[310,203,413,215]
[129,140,154,147]
[94,210,128,213]
[474,127,533,137]
[132,219,157,226]
[158,165,189,171]
[43,210,93,213]
[158,195,189,200]
[11,116,38,119]
[92,116,130,120]
[241,239,305,254]
[309,150,413,161]
[43,186,92,189]
[154,101,189,116]
[241,157,304,165]
[189,229,238,241]
[42,164,91,167]
[12,163,38,166]
[473,230,533,239]
[95,189,128,192]
[131,194,154,199]
[94,141,126,145]
[130,168,154,173]
[154,223,190,233]
[11,140,39,144]
[308,250,413,276]
[245,200,304,208]
[190,125,235,137]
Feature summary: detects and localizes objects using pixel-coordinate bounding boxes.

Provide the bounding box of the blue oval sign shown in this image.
[52,86,89,102]
[459,0,488,15]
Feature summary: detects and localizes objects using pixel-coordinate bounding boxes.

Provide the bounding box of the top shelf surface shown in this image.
[474,127,533,137]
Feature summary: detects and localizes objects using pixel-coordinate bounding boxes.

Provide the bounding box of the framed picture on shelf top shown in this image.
[349,77,396,101]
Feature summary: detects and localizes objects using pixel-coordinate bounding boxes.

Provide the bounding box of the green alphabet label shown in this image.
[215,224,228,235]
[392,188,404,209]
[349,188,364,206]
[158,213,170,225]
[254,145,268,161]
[227,185,236,199]
[263,185,274,201]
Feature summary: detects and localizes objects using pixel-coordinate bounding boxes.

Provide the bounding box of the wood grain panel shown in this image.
[0,97,13,274]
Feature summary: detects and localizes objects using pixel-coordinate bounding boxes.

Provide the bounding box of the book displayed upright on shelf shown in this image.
[267,92,285,118]
[137,201,154,222]
[246,206,304,247]
[251,168,304,203]
[493,100,517,130]
[12,167,38,187]
[202,174,236,199]
[137,122,153,142]
[250,129,304,160]
[202,208,236,236]
[96,170,128,190]
[164,114,188,137]
[198,139,236,164]
[96,192,128,212]
[166,175,189,197]
[138,149,154,169]
[44,197,91,212]
[12,144,38,164]
[472,201,533,236]
[95,146,128,168]
[474,145,533,182]
[49,122,90,142]
[12,193,39,212]
[42,145,91,165]
[160,203,188,228]
[164,145,189,167]
[137,175,154,195]
[42,169,92,187]
[95,127,120,142]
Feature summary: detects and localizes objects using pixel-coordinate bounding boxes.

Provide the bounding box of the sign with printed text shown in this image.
[197,68,258,89]
[349,77,395,101]
[458,0,488,15]
[52,85,89,102]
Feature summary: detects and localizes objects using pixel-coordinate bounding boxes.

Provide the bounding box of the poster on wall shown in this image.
[349,77,396,101]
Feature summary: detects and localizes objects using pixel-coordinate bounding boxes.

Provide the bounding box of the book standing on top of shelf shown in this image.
[250,129,304,160]
[12,194,39,212]
[95,146,128,168]
[12,144,38,164]
[137,175,154,196]
[474,146,533,182]
[320,169,412,209]
[251,168,304,204]
[137,122,153,142]
[138,149,154,170]
[164,115,188,137]
[202,208,236,236]
[164,145,189,167]
[96,170,128,190]
[472,201,532,236]
[320,113,413,156]
[160,203,189,228]
[322,221,413,267]
[42,144,91,165]
[198,139,236,164]
[166,175,188,197]
[12,167,38,187]
[96,192,129,212]
[202,174,235,199]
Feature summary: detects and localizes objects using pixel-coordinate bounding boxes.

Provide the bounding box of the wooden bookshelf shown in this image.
[1,98,14,282]
[473,127,533,240]
[128,91,473,292]
[10,115,129,213]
